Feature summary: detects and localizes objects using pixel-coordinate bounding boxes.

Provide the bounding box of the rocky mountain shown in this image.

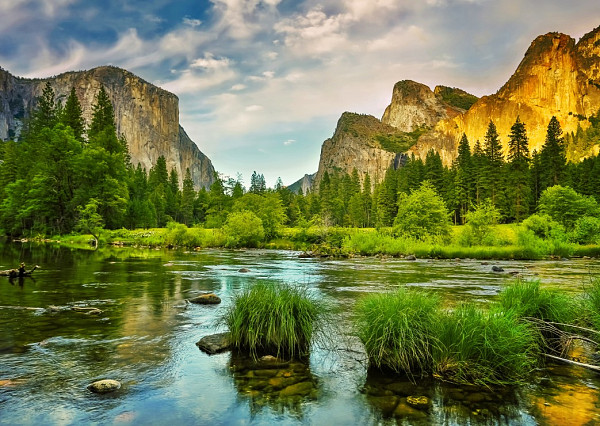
[301,25,600,191]
[381,80,466,132]
[288,173,316,194]
[0,65,215,189]
[410,26,600,164]
[303,83,475,190]
[312,112,406,187]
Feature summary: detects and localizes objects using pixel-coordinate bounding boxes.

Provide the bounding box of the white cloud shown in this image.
[245,104,264,111]
[231,84,247,91]
[190,53,232,70]
[283,139,296,145]
[183,17,202,27]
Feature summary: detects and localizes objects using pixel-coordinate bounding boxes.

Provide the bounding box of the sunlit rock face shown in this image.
[381,80,464,132]
[0,65,214,189]
[410,26,600,165]
[313,112,398,187]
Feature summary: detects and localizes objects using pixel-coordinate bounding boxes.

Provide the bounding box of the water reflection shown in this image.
[363,369,532,424]
[229,352,319,419]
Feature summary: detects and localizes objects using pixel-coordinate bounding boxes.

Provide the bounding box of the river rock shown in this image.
[406,395,429,408]
[491,265,504,272]
[196,332,231,354]
[368,395,399,414]
[238,268,250,273]
[394,401,427,418]
[406,255,417,261]
[88,379,121,394]
[188,293,221,304]
[279,381,313,397]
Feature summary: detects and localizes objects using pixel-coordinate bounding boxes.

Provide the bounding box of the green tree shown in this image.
[482,120,504,205]
[223,211,264,248]
[538,185,599,230]
[540,116,566,191]
[31,81,58,133]
[454,133,473,224]
[462,200,501,246]
[392,181,451,240]
[60,87,85,143]
[76,198,104,246]
[180,168,196,226]
[506,117,531,222]
[232,192,286,238]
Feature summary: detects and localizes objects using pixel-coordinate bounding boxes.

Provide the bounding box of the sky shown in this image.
[1,0,599,188]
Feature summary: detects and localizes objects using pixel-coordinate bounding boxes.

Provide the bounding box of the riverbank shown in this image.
[12,223,600,260]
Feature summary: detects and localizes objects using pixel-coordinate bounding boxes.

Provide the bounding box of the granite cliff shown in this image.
[410,26,600,164]
[302,25,600,190]
[0,65,215,189]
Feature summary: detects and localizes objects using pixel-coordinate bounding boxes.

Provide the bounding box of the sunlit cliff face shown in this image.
[410,27,600,165]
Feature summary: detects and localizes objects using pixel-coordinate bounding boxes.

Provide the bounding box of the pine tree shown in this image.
[88,85,116,142]
[530,149,542,210]
[506,117,531,221]
[472,140,485,204]
[181,168,196,225]
[540,116,566,191]
[60,87,85,143]
[482,120,504,205]
[454,133,473,224]
[31,81,58,133]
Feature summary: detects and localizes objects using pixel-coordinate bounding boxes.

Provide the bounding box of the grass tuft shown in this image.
[220,282,327,359]
[354,288,440,376]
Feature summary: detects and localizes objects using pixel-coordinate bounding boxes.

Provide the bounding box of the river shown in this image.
[1,243,600,425]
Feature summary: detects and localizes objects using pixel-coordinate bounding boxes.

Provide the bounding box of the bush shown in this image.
[461,200,500,246]
[220,282,327,359]
[538,185,600,229]
[570,216,600,245]
[354,288,441,375]
[222,211,265,248]
[393,181,451,241]
[433,304,538,385]
[521,214,564,240]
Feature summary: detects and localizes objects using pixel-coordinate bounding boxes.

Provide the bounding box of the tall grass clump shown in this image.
[581,277,600,330]
[354,288,440,376]
[497,279,576,324]
[220,282,327,359]
[433,304,539,385]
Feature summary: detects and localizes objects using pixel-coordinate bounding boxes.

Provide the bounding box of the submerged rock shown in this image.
[88,379,121,394]
[405,255,417,261]
[491,266,505,273]
[188,293,221,304]
[279,381,314,397]
[238,268,250,273]
[406,395,429,408]
[196,332,231,354]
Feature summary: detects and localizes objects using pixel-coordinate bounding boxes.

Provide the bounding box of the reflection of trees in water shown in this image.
[363,368,528,424]
[229,352,319,419]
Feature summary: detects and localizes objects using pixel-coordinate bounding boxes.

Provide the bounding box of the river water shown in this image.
[1,243,600,425]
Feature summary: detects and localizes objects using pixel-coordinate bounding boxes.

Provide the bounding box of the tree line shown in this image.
[1,84,599,239]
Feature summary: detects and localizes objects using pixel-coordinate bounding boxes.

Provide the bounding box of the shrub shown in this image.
[461,200,500,246]
[393,181,451,241]
[222,211,265,248]
[220,282,327,359]
[354,288,441,375]
[538,185,600,229]
[433,304,539,385]
[570,216,600,245]
[521,214,564,240]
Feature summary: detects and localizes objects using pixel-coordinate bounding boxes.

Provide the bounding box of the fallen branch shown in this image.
[0,265,40,278]
[544,353,600,373]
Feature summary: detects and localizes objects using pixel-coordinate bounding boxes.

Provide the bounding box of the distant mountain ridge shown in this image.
[0,65,215,189]
[295,25,600,191]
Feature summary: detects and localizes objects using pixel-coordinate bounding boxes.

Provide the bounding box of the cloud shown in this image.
[283,139,296,145]
[190,53,232,70]
[231,84,246,91]
[183,17,202,27]
[245,104,264,112]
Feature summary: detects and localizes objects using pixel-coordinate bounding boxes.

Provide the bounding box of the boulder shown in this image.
[491,266,504,273]
[88,379,121,394]
[196,332,231,354]
[188,293,221,304]
[238,268,250,273]
[406,255,417,261]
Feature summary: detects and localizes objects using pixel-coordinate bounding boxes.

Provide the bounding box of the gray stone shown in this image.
[188,293,221,304]
[88,379,121,394]
[406,255,417,261]
[491,265,504,272]
[196,332,231,355]
[238,268,250,273]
